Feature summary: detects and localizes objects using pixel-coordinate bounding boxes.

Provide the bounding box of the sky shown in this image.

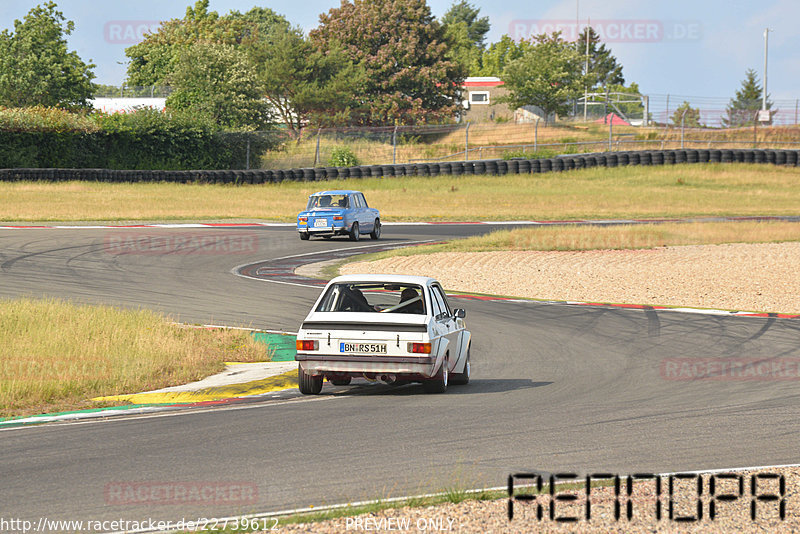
[2,0,798,120]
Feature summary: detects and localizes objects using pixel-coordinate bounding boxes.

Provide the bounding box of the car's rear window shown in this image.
[307,194,349,209]
[316,283,426,314]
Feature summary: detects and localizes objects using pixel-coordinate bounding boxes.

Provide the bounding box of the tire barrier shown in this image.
[3,149,799,184]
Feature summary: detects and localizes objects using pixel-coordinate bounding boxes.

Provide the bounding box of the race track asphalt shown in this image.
[1,224,799,527]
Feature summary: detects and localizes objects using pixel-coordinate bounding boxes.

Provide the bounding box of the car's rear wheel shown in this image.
[298,365,323,394]
[299,232,310,240]
[349,222,360,241]
[423,355,448,393]
[451,346,470,385]
[370,219,381,240]
[329,376,352,386]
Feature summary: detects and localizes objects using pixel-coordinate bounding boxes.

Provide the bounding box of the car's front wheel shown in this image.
[370,219,381,240]
[423,355,448,393]
[299,232,310,240]
[349,222,360,241]
[298,365,323,394]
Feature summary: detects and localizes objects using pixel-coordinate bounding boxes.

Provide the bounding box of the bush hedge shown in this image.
[0,107,279,170]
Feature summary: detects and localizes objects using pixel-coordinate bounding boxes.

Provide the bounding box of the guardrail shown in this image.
[1,149,798,184]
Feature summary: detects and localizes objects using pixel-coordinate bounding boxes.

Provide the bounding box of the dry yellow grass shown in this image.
[1,164,800,222]
[259,123,800,168]
[0,298,269,418]
[364,221,800,259]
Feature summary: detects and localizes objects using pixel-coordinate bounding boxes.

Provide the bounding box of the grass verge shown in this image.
[0,298,269,418]
[2,164,800,222]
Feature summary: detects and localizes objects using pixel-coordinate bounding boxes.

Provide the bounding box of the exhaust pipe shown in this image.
[380,374,396,384]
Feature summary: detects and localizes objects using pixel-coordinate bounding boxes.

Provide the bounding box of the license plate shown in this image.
[340,342,387,354]
[314,219,328,227]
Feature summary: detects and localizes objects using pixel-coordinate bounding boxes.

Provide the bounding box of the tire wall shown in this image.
[1,149,797,183]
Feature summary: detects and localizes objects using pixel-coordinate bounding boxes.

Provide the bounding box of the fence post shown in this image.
[392,126,398,164]
[680,109,687,149]
[534,118,539,152]
[314,128,321,166]
[464,122,470,161]
[246,137,251,170]
[608,117,613,151]
[753,111,758,148]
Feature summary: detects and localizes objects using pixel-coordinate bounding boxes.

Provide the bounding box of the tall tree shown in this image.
[723,68,773,127]
[441,1,489,47]
[0,1,96,109]
[473,35,532,77]
[248,28,367,135]
[309,0,465,125]
[441,1,489,76]
[671,101,703,127]
[166,43,271,129]
[575,26,624,89]
[125,1,288,86]
[500,32,586,125]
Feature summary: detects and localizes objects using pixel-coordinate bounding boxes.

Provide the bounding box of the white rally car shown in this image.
[295,274,471,394]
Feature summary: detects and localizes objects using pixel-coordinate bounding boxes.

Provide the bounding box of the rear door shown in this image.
[354,193,372,231]
[430,284,460,370]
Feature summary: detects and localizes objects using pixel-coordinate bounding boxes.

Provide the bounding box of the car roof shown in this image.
[329,274,437,286]
[311,190,361,196]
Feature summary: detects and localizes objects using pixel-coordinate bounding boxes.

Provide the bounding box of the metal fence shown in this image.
[253,120,800,169]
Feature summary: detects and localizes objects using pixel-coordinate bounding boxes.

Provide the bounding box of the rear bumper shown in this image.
[296,353,436,376]
[298,225,349,236]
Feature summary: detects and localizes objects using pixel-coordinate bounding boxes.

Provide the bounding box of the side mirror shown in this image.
[454,309,466,319]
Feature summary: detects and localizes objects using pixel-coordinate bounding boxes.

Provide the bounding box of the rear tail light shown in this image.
[408,342,431,354]
[296,340,318,351]
[298,217,307,224]
[333,216,343,221]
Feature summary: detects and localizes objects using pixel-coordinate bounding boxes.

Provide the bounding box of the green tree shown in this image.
[671,101,702,127]
[309,0,465,125]
[723,68,773,127]
[473,35,532,77]
[249,28,367,135]
[125,0,288,86]
[500,32,586,124]
[0,1,96,109]
[441,1,489,46]
[165,43,271,129]
[575,26,624,89]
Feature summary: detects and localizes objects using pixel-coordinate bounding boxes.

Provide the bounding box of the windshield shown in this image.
[307,194,349,210]
[316,283,426,314]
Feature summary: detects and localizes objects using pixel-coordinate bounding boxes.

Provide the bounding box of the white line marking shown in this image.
[0,394,340,433]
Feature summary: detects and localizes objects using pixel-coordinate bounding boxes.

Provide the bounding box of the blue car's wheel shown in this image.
[370,219,381,240]
[349,222,360,241]
[299,232,310,240]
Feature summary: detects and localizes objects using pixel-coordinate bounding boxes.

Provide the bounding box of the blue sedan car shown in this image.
[297,190,381,241]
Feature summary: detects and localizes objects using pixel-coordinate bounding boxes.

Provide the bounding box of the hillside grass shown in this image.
[0,298,269,418]
[1,164,800,222]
